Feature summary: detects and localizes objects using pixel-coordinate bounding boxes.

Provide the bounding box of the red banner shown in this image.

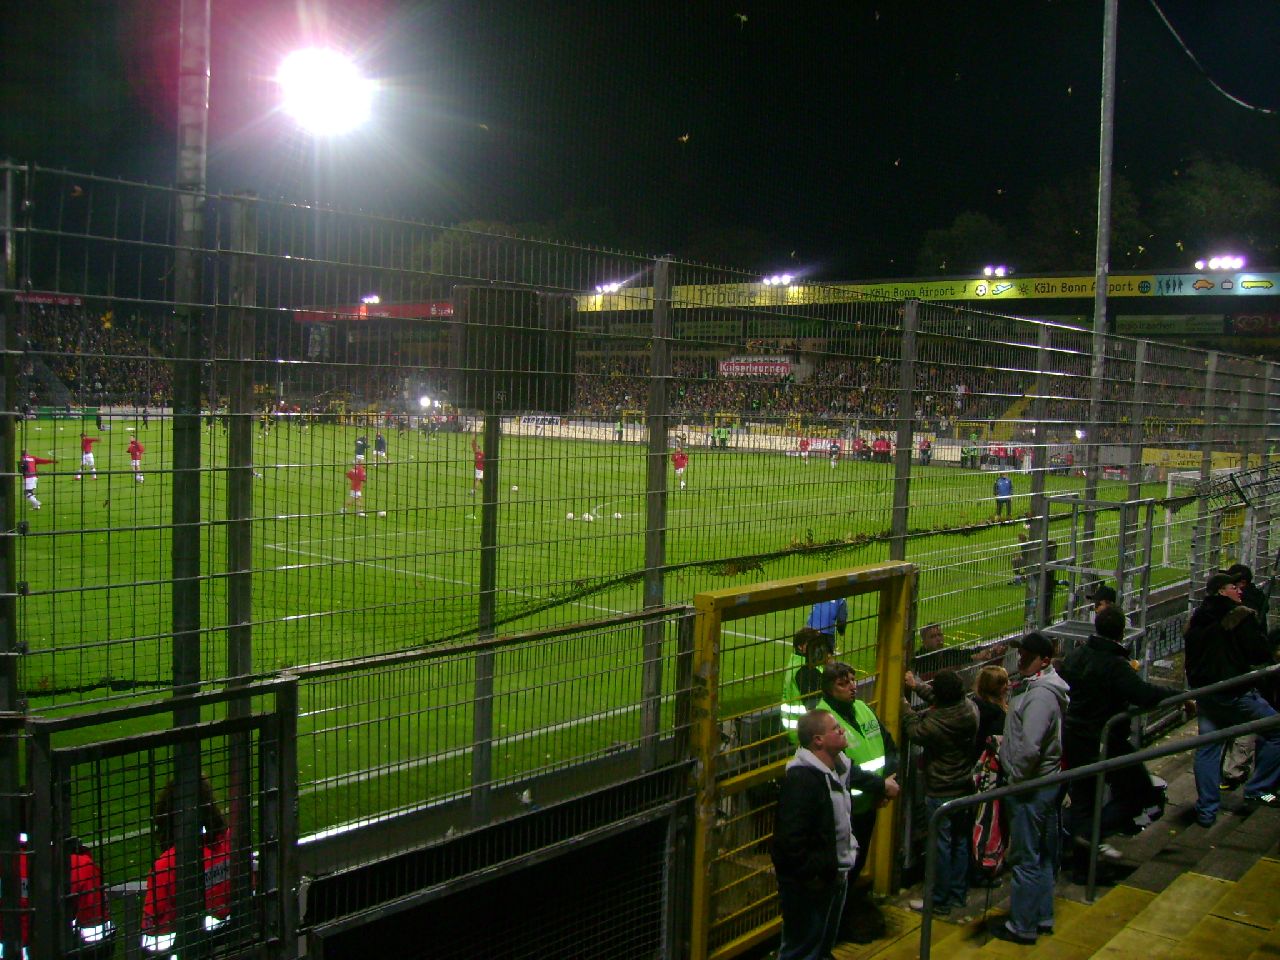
[718,357,791,377]
[15,292,83,306]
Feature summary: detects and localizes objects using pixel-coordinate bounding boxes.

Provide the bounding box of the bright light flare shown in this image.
[277,49,374,135]
[418,395,431,409]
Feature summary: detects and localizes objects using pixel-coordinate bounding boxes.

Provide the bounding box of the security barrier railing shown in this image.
[918,690,1280,959]
[1083,661,1280,899]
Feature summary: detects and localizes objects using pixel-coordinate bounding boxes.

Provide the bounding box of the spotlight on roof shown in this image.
[762,274,793,286]
[594,282,623,294]
[361,294,381,304]
[1199,255,1246,271]
[982,264,1010,278]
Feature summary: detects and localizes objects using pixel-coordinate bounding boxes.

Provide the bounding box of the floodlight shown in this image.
[1074,429,1086,440]
[1209,257,1221,269]
[362,294,381,304]
[277,48,374,135]
[419,395,431,409]
[1194,260,1206,270]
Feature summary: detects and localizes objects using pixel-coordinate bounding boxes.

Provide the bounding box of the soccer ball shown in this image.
[511,485,519,492]
[566,512,575,521]
[377,510,387,517]
[612,512,623,519]
[582,513,594,523]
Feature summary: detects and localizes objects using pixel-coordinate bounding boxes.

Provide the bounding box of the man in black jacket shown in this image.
[1185,571,1280,826]
[1221,564,1271,788]
[1059,607,1176,879]
[772,709,856,960]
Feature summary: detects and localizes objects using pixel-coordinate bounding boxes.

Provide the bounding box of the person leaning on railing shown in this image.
[1058,606,1180,882]
[1184,571,1280,827]
[899,670,978,918]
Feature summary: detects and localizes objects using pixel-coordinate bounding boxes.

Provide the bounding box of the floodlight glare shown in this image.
[278,48,374,135]
[418,396,431,409]
[1194,260,1206,270]
[361,294,381,304]
[1233,255,1246,269]
[1208,257,1221,270]
[595,282,622,294]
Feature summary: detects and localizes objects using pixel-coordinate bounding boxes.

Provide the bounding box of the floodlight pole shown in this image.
[1082,0,1119,582]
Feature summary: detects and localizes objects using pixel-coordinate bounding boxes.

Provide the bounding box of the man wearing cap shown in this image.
[781,627,836,744]
[1221,564,1271,788]
[990,632,1070,946]
[1184,571,1280,825]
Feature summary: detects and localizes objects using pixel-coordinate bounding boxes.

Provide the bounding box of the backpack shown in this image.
[970,734,1007,879]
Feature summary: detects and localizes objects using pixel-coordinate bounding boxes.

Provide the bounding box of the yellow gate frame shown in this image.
[688,561,915,960]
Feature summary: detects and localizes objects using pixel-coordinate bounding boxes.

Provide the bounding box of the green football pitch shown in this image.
[17,418,1192,859]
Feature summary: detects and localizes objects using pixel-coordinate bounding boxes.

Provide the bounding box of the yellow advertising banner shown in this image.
[1142,448,1262,470]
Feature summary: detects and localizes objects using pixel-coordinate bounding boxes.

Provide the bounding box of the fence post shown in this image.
[687,594,722,960]
[470,412,501,823]
[225,193,258,931]
[1191,352,1219,602]
[1029,324,1051,626]
[889,300,918,562]
[0,162,25,960]
[641,258,672,770]
[172,1,211,944]
[1261,363,1280,590]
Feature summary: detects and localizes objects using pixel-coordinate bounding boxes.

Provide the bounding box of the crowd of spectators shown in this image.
[10,308,1232,447]
[18,304,172,407]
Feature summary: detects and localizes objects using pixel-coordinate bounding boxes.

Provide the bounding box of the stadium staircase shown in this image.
[840,721,1280,959]
[19,355,74,407]
[989,394,1035,442]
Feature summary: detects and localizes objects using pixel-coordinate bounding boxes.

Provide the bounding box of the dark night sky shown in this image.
[3,0,1278,277]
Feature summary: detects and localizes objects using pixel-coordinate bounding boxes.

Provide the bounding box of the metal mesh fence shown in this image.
[5,163,1280,947]
[25,681,296,960]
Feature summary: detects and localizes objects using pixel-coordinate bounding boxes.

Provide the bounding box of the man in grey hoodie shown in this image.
[771,709,857,960]
[991,632,1071,946]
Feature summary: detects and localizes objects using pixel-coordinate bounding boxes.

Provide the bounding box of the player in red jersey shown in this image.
[128,436,145,483]
[345,462,367,515]
[671,446,689,490]
[798,437,810,465]
[76,433,100,480]
[19,450,55,509]
[471,437,485,496]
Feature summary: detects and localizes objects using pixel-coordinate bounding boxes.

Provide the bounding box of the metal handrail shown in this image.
[918,710,1280,960]
[1084,661,1280,898]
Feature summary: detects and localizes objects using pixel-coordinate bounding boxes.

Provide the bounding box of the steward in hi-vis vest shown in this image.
[781,627,835,743]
